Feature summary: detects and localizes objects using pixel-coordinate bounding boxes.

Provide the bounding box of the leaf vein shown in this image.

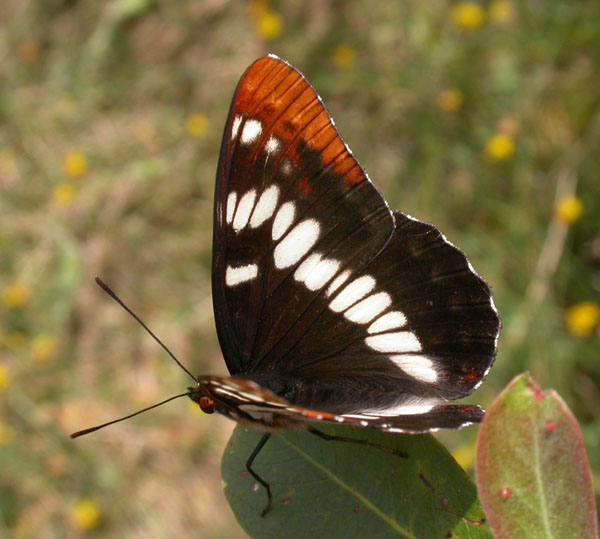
[279,434,417,538]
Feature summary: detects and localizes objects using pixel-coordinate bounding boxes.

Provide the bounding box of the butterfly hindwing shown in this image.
[197,376,485,434]
[262,211,498,411]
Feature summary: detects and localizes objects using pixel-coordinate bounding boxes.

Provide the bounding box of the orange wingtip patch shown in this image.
[234,56,366,187]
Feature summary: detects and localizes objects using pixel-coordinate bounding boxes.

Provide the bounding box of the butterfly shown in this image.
[72,54,500,517]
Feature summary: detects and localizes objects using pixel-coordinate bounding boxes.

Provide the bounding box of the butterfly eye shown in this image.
[198,396,215,414]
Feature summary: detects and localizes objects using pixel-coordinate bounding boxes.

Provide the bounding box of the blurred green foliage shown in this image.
[1,1,599,536]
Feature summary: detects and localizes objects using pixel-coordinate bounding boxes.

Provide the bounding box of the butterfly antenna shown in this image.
[94,276,197,383]
[70,392,190,439]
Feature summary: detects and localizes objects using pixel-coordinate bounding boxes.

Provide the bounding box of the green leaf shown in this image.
[222,425,490,538]
[476,373,598,539]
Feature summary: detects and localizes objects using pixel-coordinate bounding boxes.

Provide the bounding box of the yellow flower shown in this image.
[63,151,87,178]
[3,283,30,308]
[489,1,514,24]
[484,133,515,160]
[451,2,485,30]
[332,46,356,70]
[555,195,583,225]
[565,302,600,338]
[452,442,476,470]
[0,364,9,391]
[6,332,27,352]
[186,114,209,138]
[437,89,463,113]
[0,422,14,446]
[53,182,76,206]
[31,334,57,362]
[70,498,101,530]
[256,10,283,41]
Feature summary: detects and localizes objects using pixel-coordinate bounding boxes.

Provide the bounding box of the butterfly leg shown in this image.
[307,427,408,459]
[246,433,273,517]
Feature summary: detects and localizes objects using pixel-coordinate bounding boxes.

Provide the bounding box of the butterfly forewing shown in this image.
[212,55,499,423]
[213,55,394,375]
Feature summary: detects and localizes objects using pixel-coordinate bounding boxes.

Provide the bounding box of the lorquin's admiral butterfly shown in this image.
[72,55,500,517]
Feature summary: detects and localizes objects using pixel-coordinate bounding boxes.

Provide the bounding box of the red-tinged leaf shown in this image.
[476,372,598,539]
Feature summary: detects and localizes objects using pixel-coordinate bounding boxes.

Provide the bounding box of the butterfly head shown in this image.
[187,376,309,431]
[187,379,262,426]
[188,388,216,414]
[186,377,275,420]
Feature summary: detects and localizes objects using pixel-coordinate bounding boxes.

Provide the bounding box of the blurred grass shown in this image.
[1,0,599,536]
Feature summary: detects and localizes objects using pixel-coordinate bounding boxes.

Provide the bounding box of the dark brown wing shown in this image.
[211,55,499,419]
[212,55,393,374]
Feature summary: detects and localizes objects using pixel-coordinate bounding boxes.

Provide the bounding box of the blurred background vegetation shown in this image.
[1,0,599,536]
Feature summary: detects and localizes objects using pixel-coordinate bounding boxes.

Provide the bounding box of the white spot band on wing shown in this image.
[232,189,257,232]
[264,135,280,155]
[365,331,421,353]
[358,399,439,416]
[273,219,320,269]
[367,310,407,334]
[226,191,237,225]
[272,201,296,241]
[281,159,293,176]
[326,270,351,296]
[225,264,258,287]
[250,185,280,229]
[389,354,438,383]
[344,292,391,324]
[240,119,262,145]
[231,115,242,141]
[329,275,376,312]
[294,253,340,291]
